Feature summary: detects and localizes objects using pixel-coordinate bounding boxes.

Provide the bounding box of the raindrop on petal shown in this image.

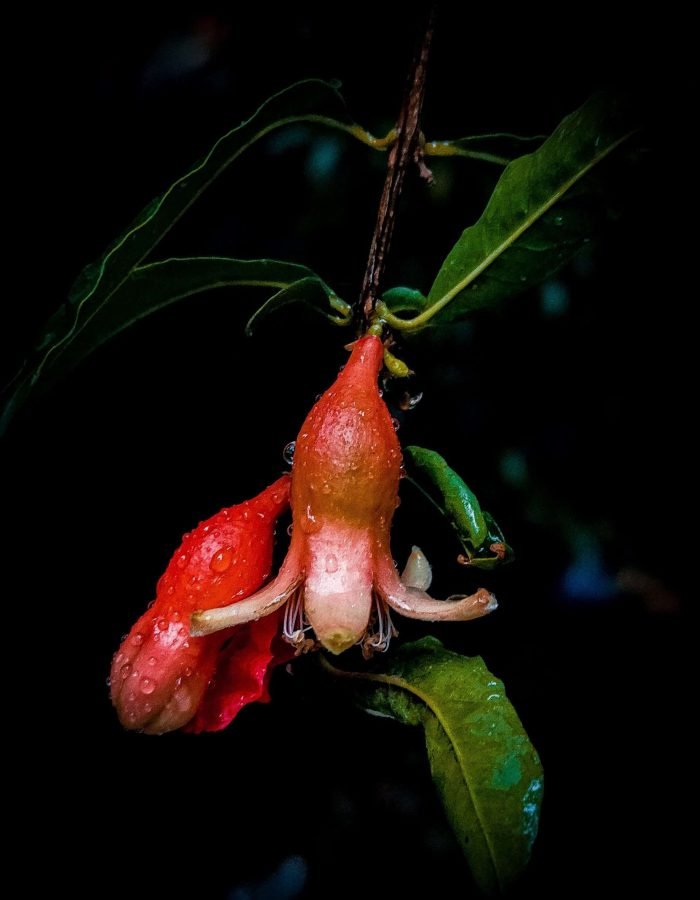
[210,547,233,573]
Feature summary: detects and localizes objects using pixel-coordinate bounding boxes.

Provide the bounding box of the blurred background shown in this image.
[4,6,687,898]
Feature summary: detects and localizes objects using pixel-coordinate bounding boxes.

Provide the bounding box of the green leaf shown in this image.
[245,275,351,336]
[382,92,637,330]
[323,637,543,895]
[381,286,428,314]
[404,445,513,568]
[1,79,362,434]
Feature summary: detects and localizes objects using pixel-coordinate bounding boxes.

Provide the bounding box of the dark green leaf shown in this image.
[245,275,351,336]
[404,445,513,568]
[1,79,359,434]
[384,92,637,329]
[324,637,543,895]
[381,286,428,314]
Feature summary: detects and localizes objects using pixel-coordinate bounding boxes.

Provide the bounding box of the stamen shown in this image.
[360,594,398,659]
[282,589,317,655]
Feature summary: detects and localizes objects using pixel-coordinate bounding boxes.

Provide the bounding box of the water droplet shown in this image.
[520,275,527,283]
[184,666,193,678]
[176,552,189,569]
[210,547,233,573]
[167,585,175,596]
[287,523,294,537]
[321,482,331,495]
[391,417,400,431]
[301,504,321,534]
[399,463,407,479]
[120,663,132,680]
[132,632,144,646]
[106,677,112,688]
[283,441,296,465]
[144,703,153,714]
[148,656,157,666]
[399,391,423,411]
[172,610,181,622]
[140,677,156,695]
[156,617,168,631]
[554,215,564,226]
[325,554,338,574]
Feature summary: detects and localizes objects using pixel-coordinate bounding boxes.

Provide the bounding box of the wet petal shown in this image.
[184,610,293,733]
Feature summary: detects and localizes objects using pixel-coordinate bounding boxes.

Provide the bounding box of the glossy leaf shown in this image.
[382,92,637,329]
[405,445,513,568]
[18,258,344,394]
[324,637,543,894]
[1,79,361,434]
[245,275,351,336]
[381,286,428,314]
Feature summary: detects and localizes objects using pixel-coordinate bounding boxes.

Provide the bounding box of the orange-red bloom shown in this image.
[110,476,291,733]
[192,335,496,655]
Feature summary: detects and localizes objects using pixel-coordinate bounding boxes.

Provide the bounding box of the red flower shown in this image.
[110,476,291,733]
[192,335,496,655]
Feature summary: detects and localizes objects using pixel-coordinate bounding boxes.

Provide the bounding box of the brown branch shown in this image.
[360,8,435,325]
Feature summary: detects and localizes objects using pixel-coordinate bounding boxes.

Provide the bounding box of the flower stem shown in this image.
[359,7,435,328]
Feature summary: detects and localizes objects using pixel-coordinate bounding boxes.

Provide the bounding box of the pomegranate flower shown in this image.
[110,476,291,734]
[192,335,497,655]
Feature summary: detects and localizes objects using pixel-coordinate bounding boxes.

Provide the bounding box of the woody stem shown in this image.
[359,7,435,327]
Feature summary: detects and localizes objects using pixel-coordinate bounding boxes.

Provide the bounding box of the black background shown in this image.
[4,7,688,898]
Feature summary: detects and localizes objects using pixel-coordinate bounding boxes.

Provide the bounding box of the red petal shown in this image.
[183,609,293,733]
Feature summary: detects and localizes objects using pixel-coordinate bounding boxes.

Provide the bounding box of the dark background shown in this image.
[4,7,687,898]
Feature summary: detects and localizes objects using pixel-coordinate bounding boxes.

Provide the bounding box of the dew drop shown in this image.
[167,585,175,596]
[520,275,528,283]
[301,504,321,534]
[184,666,193,678]
[172,610,181,622]
[287,523,294,537]
[321,482,331,495]
[120,663,132,680]
[554,215,564,226]
[106,677,112,688]
[391,417,400,431]
[210,547,233,573]
[140,677,156,695]
[156,617,168,631]
[283,441,296,465]
[325,554,338,574]
[131,632,144,646]
[144,703,153,714]
[399,464,407,479]
[399,391,423,412]
[176,552,189,569]
[148,656,157,666]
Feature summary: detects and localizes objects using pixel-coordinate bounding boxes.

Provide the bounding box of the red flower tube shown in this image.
[192,336,496,654]
[110,475,290,733]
